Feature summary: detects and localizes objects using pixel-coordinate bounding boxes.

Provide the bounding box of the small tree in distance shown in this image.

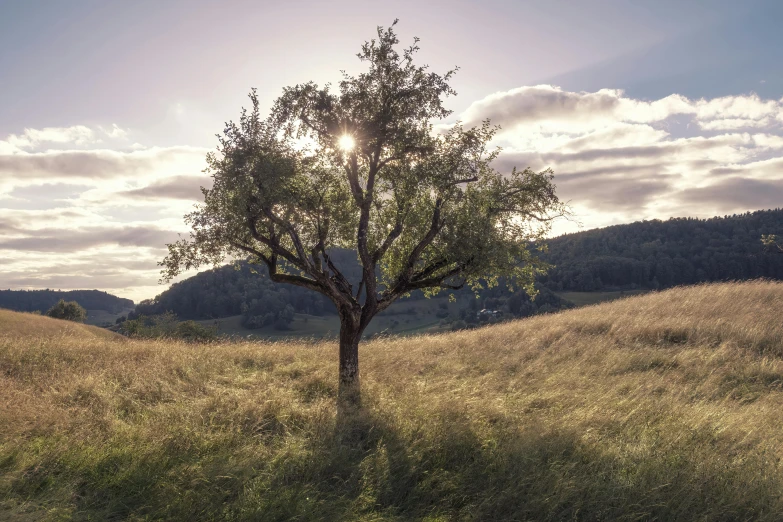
[161,21,566,403]
[46,299,87,323]
[762,235,782,253]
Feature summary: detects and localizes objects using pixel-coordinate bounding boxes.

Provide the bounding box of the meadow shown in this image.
[2,281,783,520]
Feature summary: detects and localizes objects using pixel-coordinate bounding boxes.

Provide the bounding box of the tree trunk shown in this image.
[338,312,362,405]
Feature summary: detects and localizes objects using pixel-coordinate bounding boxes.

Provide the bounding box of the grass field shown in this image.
[554,289,647,307]
[3,282,783,520]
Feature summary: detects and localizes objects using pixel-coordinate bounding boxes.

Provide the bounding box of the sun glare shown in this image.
[338,135,355,151]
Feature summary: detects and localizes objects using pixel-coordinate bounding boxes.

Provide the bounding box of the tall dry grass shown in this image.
[2,281,783,520]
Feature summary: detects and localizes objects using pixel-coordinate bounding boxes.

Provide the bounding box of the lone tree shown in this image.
[161,22,565,402]
[46,299,87,323]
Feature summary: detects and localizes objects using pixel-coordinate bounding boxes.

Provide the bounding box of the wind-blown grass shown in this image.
[2,281,783,520]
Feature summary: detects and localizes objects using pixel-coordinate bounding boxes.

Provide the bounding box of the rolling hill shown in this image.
[541,208,783,291]
[129,209,783,338]
[2,282,783,520]
[0,308,123,340]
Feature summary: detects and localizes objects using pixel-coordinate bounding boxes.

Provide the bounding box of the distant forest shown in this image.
[540,209,783,291]
[132,209,783,328]
[131,249,363,328]
[0,289,134,314]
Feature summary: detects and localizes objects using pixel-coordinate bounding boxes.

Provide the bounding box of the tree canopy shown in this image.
[46,299,87,323]
[161,21,565,400]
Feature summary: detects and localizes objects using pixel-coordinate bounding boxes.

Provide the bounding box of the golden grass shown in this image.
[2,281,783,520]
[0,309,122,341]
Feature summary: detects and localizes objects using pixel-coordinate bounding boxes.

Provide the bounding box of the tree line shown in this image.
[0,289,134,314]
[540,209,783,292]
[131,209,783,328]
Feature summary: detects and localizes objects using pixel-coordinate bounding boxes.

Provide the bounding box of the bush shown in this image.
[175,320,219,342]
[46,300,87,322]
[119,312,217,342]
[451,320,468,331]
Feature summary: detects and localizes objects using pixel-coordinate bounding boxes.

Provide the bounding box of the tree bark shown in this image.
[338,311,363,405]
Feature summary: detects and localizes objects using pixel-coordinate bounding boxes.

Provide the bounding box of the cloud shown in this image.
[451,85,783,233]
[0,225,180,253]
[0,216,23,234]
[100,124,129,139]
[1,271,154,292]
[120,175,212,200]
[461,85,625,129]
[6,125,96,149]
[460,85,783,134]
[678,177,783,211]
[0,146,208,184]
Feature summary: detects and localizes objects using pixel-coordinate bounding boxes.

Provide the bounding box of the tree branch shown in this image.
[230,241,326,295]
[401,198,443,275]
[247,215,308,271]
[372,221,403,264]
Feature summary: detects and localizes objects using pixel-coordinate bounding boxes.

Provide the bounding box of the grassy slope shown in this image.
[0,309,122,340]
[2,282,783,521]
[554,289,646,307]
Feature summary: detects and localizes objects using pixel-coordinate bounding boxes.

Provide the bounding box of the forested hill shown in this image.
[131,249,363,326]
[540,209,783,291]
[0,289,134,314]
[133,209,783,325]
[133,262,338,323]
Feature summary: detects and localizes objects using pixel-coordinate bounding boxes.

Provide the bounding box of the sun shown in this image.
[338,135,355,152]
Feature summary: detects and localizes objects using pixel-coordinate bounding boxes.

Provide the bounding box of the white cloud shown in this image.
[0,146,208,184]
[100,123,130,139]
[5,125,96,149]
[456,86,783,235]
[460,85,783,136]
[0,124,211,301]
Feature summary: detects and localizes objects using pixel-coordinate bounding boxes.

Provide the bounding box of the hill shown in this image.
[131,210,783,333]
[541,208,783,291]
[3,282,783,520]
[0,309,123,340]
[0,289,135,326]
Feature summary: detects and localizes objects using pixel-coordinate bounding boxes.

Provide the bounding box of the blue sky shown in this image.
[1,0,782,300]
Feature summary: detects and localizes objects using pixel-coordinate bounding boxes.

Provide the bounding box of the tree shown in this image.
[46,299,87,322]
[160,21,565,403]
[762,234,782,253]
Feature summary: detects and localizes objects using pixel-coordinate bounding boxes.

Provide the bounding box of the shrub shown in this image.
[451,320,468,331]
[46,299,87,322]
[175,320,219,342]
[119,312,217,342]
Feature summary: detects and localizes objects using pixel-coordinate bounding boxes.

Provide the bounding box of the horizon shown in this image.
[2,0,783,301]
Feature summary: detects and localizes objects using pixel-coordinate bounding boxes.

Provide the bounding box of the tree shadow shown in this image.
[9,401,783,521]
[244,403,783,521]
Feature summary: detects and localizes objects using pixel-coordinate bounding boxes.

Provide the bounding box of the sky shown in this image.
[2,0,783,302]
